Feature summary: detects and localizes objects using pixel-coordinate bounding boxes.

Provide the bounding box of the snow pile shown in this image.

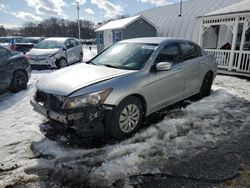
[44,88,249,187]
[0,45,249,187]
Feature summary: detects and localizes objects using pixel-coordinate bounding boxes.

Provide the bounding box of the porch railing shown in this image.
[205,49,250,75]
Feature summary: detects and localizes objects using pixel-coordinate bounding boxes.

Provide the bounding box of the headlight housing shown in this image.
[62,88,113,109]
[49,53,60,63]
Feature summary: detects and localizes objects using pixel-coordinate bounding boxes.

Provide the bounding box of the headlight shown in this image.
[62,88,113,109]
[50,53,60,62]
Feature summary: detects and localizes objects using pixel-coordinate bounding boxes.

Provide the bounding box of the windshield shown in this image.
[0,38,11,43]
[21,38,40,44]
[35,39,64,49]
[91,43,158,70]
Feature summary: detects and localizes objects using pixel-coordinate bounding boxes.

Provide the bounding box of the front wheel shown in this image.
[56,59,67,69]
[10,71,28,93]
[197,72,213,99]
[108,96,144,139]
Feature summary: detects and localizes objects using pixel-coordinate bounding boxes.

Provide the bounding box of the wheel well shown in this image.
[206,70,214,78]
[59,57,67,62]
[13,69,28,80]
[127,94,147,115]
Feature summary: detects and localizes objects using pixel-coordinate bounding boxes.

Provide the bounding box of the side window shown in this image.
[180,42,199,60]
[70,39,77,47]
[195,45,203,56]
[155,43,180,63]
[75,39,80,46]
[65,40,73,49]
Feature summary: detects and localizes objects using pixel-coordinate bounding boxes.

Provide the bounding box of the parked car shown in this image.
[15,37,46,54]
[0,46,31,93]
[31,37,217,139]
[0,36,23,50]
[26,37,83,69]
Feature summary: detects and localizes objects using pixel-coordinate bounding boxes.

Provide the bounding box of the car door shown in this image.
[0,48,12,90]
[74,39,82,61]
[65,39,75,63]
[71,39,81,62]
[179,42,203,97]
[148,42,184,112]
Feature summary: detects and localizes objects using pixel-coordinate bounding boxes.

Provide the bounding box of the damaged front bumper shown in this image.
[30,99,113,124]
[30,99,85,124]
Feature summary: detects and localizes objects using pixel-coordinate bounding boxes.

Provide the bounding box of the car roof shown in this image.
[0,36,23,39]
[24,37,45,39]
[119,37,192,45]
[44,37,75,42]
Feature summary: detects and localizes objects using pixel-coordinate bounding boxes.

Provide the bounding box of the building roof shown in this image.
[204,0,250,17]
[95,15,156,32]
[139,0,244,43]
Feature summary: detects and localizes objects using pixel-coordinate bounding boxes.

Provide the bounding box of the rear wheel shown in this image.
[57,59,67,69]
[108,96,144,139]
[10,71,27,93]
[197,72,213,98]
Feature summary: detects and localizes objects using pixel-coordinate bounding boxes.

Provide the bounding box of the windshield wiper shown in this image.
[100,64,123,69]
[86,61,96,65]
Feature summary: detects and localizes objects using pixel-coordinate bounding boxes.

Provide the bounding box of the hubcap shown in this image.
[119,104,140,133]
[60,60,67,67]
[16,74,25,88]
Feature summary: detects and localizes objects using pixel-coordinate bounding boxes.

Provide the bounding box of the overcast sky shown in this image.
[0,0,179,28]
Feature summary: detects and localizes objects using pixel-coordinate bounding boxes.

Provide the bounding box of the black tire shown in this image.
[79,53,83,62]
[108,96,144,139]
[197,72,213,99]
[56,59,67,69]
[10,71,27,93]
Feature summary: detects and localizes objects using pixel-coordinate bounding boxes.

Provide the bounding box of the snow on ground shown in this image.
[0,45,249,187]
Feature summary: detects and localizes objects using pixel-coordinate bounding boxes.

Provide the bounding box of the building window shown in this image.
[113,31,121,43]
[99,33,103,44]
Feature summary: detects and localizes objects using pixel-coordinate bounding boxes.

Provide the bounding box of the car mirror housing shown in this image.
[156,62,172,71]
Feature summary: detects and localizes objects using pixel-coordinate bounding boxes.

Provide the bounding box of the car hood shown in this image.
[37,63,135,96]
[27,48,60,56]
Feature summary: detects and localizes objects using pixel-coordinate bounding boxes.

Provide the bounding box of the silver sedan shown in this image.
[31,37,217,139]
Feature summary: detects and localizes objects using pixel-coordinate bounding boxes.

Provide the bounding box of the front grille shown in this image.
[31,64,51,70]
[35,90,64,111]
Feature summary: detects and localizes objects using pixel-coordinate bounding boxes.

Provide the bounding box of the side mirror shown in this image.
[156,62,172,71]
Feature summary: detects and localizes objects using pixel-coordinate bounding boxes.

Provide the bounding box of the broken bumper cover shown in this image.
[30,99,84,124]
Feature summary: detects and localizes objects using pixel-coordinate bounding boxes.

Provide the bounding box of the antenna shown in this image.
[178,0,183,17]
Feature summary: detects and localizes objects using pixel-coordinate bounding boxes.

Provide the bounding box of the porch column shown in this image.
[198,20,204,46]
[228,16,239,71]
[237,19,248,71]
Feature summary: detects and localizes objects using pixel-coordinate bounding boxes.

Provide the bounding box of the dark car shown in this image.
[0,46,31,93]
[15,37,46,54]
